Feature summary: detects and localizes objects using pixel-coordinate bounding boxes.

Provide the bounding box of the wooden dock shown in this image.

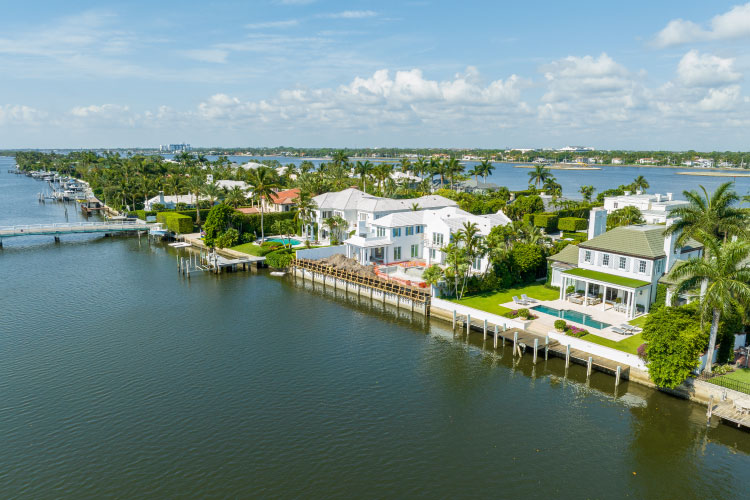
[709,400,750,430]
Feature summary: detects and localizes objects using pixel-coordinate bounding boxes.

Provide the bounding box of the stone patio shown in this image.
[501,296,644,342]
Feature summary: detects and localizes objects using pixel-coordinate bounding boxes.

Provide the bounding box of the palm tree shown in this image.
[607,205,645,229]
[480,159,494,183]
[332,150,348,168]
[468,164,482,184]
[528,165,552,188]
[246,167,280,243]
[413,157,428,180]
[354,160,373,193]
[671,237,750,374]
[203,183,224,206]
[185,176,206,224]
[580,185,595,202]
[431,157,446,188]
[374,163,394,193]
[445,158,463,190]
[399,157,412,174]
[224,185,248,208]
[631,175,649,192]
[542,176,562,196]
[294,191,317,240]
[665,182,748,247]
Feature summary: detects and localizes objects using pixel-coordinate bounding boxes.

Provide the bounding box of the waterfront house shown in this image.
[456,178,501,194]
[603,192,688,224]
[344,206,511,271]
[261,188,300,213]
[310,188,457,242]
[547,210,703,318]
[145,191,200,210]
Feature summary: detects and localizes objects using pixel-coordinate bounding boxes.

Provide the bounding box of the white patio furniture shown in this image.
[512,296,528,306]
[521,294,537,303]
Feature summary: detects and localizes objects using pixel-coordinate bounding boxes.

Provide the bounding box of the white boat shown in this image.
[270,271,286,276]
[168,242,192,248]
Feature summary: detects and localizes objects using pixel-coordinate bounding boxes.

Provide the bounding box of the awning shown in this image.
[562,268,650,289]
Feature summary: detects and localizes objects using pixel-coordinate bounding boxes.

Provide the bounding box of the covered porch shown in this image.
[560,268,651,319]
[344,235,392,266]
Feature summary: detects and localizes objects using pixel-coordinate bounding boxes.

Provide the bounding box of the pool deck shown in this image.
[501,298,637,342]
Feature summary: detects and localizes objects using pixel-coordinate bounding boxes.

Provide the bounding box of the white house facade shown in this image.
[603,192,688,224]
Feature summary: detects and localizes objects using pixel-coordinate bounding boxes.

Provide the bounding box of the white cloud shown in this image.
[677,50,740,87]
[321,10,377,19]
[653,2,750,47]
[181,49,229,63]
[697,85,741,111]
[245,20,299,29]
[0,105,44,125]
[70,104,130,118]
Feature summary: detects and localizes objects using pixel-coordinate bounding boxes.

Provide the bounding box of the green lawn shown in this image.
[230,243,268,256]
[448,283,560,316]
[720,368,750,384]
[627,315,649,328]
[580,332,644,355]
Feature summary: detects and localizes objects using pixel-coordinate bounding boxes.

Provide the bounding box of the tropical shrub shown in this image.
[203,204,235,248]
[502,309,537,320]
[554,319,567,331]
[215,228,239,249]
[265,248,294,269]
[151,203,166,211]
[261,241,282,249]
[522,213,534,225]
[637,343,648,360]
[565,325,588,337]
[510,243,545,281]
[518,308,530,318]
[231,210,297,238]
[558,217,587,232]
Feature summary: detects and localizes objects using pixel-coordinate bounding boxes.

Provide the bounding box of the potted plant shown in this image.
[554,319,567,332]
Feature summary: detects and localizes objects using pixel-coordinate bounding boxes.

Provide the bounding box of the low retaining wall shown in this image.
[431,297,527,331]
[295,245,346,260]
[547,331,648,371]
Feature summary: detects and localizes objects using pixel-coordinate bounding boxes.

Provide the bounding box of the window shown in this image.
[619,256,626,269]
[322,211,332,219]
[429,248,436,259]
[655,260,662,273]
[602,254,610,266]
[392,228,401,237]
[405,226,414,236]
[394,246,402,260]
[584,250,591,263]
[473,257,481,270]
[415,225,423,234]
[359,212,367,221]
[613,202,618,209]
[377,227,386,238]
[410,244,419,258]
[433,232,444,246]
[639,260,647,273]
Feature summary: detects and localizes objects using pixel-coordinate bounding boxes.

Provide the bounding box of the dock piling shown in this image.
[513,332,518,356]
[466,314,471,335]
[615,366,621,387]
[533,339,538,364]
[565,344,571,368]
[707,395,714,425]
[493,325,498,348]
[483,319,487,340]
[544,335,549,360]
[587,357,592,377]
[452,310,456,329]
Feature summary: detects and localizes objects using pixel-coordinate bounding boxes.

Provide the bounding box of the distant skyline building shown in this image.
[159,143,192,153]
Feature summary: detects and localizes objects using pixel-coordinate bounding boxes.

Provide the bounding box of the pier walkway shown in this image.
[0,221,150,241]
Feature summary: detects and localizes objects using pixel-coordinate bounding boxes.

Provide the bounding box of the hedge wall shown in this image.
[533,213,558,231]
[522,213,534,225]
[129,210,157,221]
[265,248,295,269]
[231,210,297,237]
[156,212,194,234]
[558,217,587,232]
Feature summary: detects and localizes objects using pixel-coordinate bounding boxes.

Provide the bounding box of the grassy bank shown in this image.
[447,284,559,316]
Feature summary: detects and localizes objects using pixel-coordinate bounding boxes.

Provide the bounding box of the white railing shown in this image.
[0,221,149,235]
[547,331,648,370]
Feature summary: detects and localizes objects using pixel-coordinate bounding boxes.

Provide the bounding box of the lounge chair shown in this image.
[521,294,537,303]
[611,327,628,335]
[512,296,528,306]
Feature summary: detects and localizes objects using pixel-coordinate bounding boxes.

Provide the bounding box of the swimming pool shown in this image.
[531,304,611,330]
[268,237,301,245]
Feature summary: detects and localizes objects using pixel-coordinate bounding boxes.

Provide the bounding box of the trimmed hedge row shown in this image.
[265,248,295,269]
[522,213,534,225]
[231,210,297,237]
[533,213,558,231]
[558,217,587,232]
[156,212,194,234]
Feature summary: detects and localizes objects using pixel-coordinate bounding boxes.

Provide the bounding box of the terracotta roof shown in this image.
[269,188,300,205]
[237,207,260,214]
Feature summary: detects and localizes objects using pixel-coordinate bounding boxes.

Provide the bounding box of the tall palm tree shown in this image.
[528,165,551,188]
[185,176,206,224]
[294,191,317,240]
[413,157,428,180]
[671,237,750,374]
[399,157,412,174]
[631,175,649,192]
[468,164,482,184]
[607,205,644,229]
[479,159,494,183]
[224,185,248,208]
[430,157,445,188]
[580,185,595,202]
[203,183,224,206]
[665,182,747,248]
[354,160,373,192]
[445,158,463,190]
[332,150,348,169]
[246,167,280,242]
[374,163,394,193]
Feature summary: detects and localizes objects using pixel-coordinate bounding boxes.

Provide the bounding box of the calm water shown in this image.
[1,156,749,498]
[184,154,750,200]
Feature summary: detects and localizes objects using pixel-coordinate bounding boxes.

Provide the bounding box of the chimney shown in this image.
[159,190,165,204]
[624,190,630,196]
[588,207,608,240]
[655,193,661,202]
[663,218,679,273]
[666,192,673,201]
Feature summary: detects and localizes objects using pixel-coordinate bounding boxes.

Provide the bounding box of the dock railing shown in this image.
[698,373,750,396]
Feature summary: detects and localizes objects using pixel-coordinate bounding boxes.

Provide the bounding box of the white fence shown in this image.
[547,331,648,370]
[431,297,527,331]
[295,245,346,260]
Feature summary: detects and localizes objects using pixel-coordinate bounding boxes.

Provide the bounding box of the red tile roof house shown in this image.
[262,188,300,213]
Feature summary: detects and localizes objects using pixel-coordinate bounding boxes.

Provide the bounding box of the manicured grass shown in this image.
[448,284,560,316]
[720,368,750,384]
[230,243,267,256]
[580,332,644,355]
[628,315,649,328]
[562,268,651,288]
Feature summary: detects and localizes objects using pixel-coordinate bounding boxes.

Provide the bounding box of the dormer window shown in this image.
[639,260,647,273]
[584,250,591,263]
[602,254,610,266]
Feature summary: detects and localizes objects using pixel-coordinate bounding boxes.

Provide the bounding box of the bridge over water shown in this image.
[0,221,151,245]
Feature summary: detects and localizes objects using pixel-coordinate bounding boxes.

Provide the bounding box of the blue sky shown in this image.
[2,0,750,149]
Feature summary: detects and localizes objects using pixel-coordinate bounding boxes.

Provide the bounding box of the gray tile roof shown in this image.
[547,244,579,265]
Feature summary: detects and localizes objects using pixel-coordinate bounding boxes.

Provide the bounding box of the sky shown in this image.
[2,0,750,150]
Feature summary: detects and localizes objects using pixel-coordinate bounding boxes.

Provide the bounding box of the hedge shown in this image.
[231,210,297,237]
[265,248,295,269]
[129,210,157,221]
[156,212,194,234]
[522,213,534,225]
[533,213,558,231]
[558,217,587,232]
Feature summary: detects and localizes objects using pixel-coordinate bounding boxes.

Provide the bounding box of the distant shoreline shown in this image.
[676,171,750,177]
[514,165,601,171]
